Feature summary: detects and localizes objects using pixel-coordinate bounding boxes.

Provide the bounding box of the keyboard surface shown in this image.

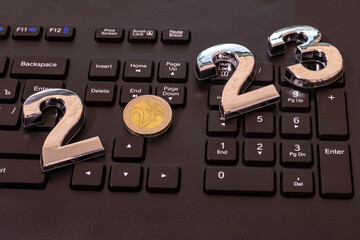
[0,0,360,239]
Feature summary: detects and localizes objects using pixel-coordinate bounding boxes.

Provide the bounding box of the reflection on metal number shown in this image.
[23,89,105,172]
[267,25,344,88]
[196,43,280,121]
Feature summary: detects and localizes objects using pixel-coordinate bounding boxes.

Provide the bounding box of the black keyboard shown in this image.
[0,0,359,239]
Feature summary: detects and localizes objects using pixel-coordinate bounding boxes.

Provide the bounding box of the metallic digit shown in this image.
[196,43,280,120]
[267,25,344,88]
[23,89,105,172]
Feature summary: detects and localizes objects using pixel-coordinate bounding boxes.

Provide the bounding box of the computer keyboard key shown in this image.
[0,80,19,103]
[0,56,9,77]
[281,140,312,167]
[279,65,293,86]
[316,89,348,140]
[45,26,75,41]
[281,169,314,197]
[109,163,142,191]
[243,139,275,166]
[124,59,154,82]
[85,82,116,106]
[0,131,46,158]
[128,28,157,43]
[204,167,275,196]
[95,27,124,42]
[0,25,10,39]
[207,110,238,137]
[281,113,311,139]
[161,29,191,44]
[11,56,69,79]
[0,104,21,130]
[319,142,353,199]
[112,136,145,162]
[208,85,223,109]
[244,112,274,138]
[211,61,235,83]
[156,83,186,107]
[71,162,105,191]
[158,60,188,83]
[147,165,180,193]
[206,138,237,165]
[120,83,150,106]
[22,79,64,101]
[88,58,120,81]
[280,87,310,112]
[0,159,47,189]
[12,25,42,40]
[253,62,274,85]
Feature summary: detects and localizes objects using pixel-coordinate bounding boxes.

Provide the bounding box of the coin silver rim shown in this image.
[123,95,173,137]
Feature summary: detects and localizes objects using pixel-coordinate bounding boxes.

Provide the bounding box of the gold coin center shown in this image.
[130,100,165,129]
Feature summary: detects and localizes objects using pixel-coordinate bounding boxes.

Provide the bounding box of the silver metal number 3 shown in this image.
[23,89,105,172]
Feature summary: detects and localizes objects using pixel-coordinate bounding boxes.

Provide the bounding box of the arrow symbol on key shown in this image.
[85,171,91,176]
[168,97,173,101]
[258,151,262,155]
[123,172,129,177]
[170,72,175,76]
[161,173,167,178]
[294,125,299,128]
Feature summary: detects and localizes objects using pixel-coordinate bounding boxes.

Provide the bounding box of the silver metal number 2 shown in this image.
[196,43,280,121]
[23,89,105,172]
[267,25,344,88]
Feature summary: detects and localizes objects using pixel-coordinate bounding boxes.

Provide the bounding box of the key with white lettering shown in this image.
[281,113,311,139]
[156,83,186,107]
[0,80,18,103]
[280,87,310,112]
[281,140,312,167]
[244,112,274,138]
[71,162,105,191]
[109,163,143,191]
[281,169,314,197]
[22,79,64,101]
[319,142,353,199]
[11,56,69,79]
[12,25,42,40]
[206,138,237,165]
[85,82,116,106]
[128,28,157,43]
[0,104,21,130]
[45,26,75,41]
[207,110,238,137]
[316,89,348,140]
[124,59,154,82]
[120,83,151,106]
[112,136,145,162]
[0,159,47,189]
[161,29,191,44]
[88,58,120,81]
[208,85,223,109]
[158,60,188,83]
[204,167,275,195]
[95,27,124,42]
[244,139,275,166]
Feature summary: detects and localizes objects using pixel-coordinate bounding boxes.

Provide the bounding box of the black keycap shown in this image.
[206,138,237,165]
[109,163,142,191]
[22,79,64,101]
[158,60,188,83]
[123,59,154,82]
[280,87,310,112]
[88,58,120,81]
[161,29,191,44]
[45,26,75,41]
[71,162,105,191]
[207,110,238,137]
[85,82,116,106]
[243,139,275,166]
[281,140,312,167]
[112,136,145,162]
[204,167,275,196]
[280,113,311,139]
[0,80,19,103]
[0,131,47,158]
[156,83,186,107]
[12,25,43,40]
[281,169,314,197]
[147,165,180,193]
[0,25,10,39]
[128,28,157,43]
[0,104,21,130]
[253,62,274,85]
[95,27,124,42]
[279,65,293,86]
[244,112,274,138]
[316,89,348,140]
[208,85,223,109]
[318,142,353,199]
[0,159,47,189]
[11,56,69,79]
[211,61,235,83]
[0,56,9,77]
[120,83,151,106]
